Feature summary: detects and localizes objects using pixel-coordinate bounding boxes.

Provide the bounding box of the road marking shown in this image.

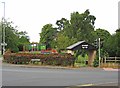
[77,83,94,87]
[1,68,68,73]
[75,82,118,87]
[93,82,118,86]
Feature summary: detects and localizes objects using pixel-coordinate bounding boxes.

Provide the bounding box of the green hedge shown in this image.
[3,53,75,66]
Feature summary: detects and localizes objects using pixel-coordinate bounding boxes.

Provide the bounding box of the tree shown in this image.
[115,29,120,56]
[94,28,111,41]
[70,9,96,42]
[5,25,19,52]
[40,24,57,48]
[103,29,120,57]
[55,33,77,50]
[103,34,117,56]
[17,36,30,51]
[40,9,97,50]
[56,18,69,31]
[0,20,30,52]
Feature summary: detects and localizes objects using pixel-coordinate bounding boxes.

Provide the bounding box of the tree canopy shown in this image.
[40,9,120,57]
[0,20,30,52]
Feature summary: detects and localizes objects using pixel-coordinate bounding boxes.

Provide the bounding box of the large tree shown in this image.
[40,10,97,50]
[0,20,30,52]
[70,9,96,42]
[94,28,111,40]
[40,24,57,48]
[103,28,120,57]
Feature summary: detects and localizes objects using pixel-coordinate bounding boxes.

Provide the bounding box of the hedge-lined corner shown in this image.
[3,53,75,66]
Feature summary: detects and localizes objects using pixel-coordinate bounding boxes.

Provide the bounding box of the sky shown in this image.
[0,0,119,42]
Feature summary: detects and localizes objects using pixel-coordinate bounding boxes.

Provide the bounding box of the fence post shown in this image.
[115,57,116,63]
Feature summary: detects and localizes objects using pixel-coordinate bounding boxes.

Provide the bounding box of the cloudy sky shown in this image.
[0,0,119,42]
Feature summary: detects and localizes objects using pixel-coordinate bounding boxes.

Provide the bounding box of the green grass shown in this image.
[74,62,87,67]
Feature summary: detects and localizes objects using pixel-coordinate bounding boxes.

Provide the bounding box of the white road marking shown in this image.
[77,83,93,86]
[76,82,118,87]
[1,68,68,73]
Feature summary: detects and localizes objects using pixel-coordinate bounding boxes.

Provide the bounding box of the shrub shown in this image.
[93,58,99,67]
[3,52,75,66]
[75,55,86,63]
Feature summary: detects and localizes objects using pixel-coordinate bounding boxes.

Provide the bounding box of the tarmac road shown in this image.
[1,63,119,87]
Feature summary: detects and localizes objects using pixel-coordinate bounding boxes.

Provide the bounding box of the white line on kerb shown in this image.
[92,82,118,86]
[77,84,93,87]
[76,82,118,87]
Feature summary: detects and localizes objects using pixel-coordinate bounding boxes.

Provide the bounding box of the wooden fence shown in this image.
[101,57,120,64]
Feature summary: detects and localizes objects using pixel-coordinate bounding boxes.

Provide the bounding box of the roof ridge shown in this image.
[67,41,85,49]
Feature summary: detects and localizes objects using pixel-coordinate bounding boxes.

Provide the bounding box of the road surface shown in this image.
[1,63,119,87]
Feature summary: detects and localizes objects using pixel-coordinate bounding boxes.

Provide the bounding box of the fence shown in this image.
[100,57,120,68]
[101,57,120,64]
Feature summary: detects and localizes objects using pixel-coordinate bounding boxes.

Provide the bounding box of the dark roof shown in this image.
[66,41,96,50]
[67,41,85,49]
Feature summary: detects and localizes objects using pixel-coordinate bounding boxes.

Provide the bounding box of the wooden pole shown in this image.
[115,57,116,63]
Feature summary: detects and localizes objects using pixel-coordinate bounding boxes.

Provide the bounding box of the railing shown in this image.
[101,57,120,63]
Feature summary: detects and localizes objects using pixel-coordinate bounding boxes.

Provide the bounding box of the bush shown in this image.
[93,58,99,67]
[3,52,75,66]
[75,55,87,63]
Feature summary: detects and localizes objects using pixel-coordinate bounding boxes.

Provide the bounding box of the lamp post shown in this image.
[1,2,7,55]
[98,38,101,67]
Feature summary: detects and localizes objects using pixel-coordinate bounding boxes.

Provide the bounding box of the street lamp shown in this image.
[98,38,101,67]
[1,2,7,55]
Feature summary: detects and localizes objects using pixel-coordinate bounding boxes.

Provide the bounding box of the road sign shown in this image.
[1,43,7,46]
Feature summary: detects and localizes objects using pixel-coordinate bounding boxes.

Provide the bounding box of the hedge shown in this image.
[3,53,75,66]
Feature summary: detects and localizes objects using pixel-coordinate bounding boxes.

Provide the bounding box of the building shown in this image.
[66,41,97,66]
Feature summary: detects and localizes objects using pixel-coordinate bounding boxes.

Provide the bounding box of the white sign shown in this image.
[82,45,88,49]
[31,59,40,61]
[1,43,7,46]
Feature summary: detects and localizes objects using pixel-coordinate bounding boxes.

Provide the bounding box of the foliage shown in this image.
[3,52,75,66]
[40,24,57,48]
[115,29,120,56]
[94,28,111,41]
[0,20,30,52]
[103,30,120,57]
[77,54,88,62]
[40,9,96,51]
[70,10,96,42]
[76,55,84,63]
[39,9,120,58]
[56,33,77,50]
[93,58,99,67]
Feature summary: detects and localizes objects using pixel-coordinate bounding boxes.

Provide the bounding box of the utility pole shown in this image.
[98,38,101,67]
[1,2,7,55]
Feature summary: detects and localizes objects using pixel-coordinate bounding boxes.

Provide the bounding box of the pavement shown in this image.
[1,56,120,71]
[1,62,120,72]
[103,68,120,71]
